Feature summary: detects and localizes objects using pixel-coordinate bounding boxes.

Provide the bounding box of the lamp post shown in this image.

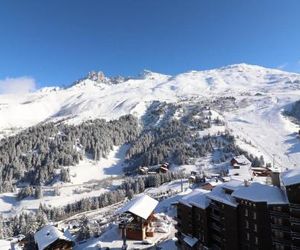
[120,214,133,250]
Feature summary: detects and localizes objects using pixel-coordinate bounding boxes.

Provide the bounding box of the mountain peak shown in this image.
[86,71,108,83]
[139,69,171,80]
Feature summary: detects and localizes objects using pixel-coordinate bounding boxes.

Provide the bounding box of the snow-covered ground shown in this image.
[225,92,300,169]
[70,144,129,185]
[0,144,129,217]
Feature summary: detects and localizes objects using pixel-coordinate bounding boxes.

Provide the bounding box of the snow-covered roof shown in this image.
[207,185,238,207]
[208,179,223,187]
[222,179,244,191]
[183,234,198,247]
[0,240,11,250]
[179,189,210,209]
[117,194,159,220]
[34,225,73,250]
[232,155,251,165]
[281,168,300,187]
[228,166,252,181]
[232,182,288,205]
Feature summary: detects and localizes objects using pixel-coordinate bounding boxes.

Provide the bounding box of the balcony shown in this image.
[291,222,300,232]
[211,233,222,243]
[272,236,292,245]
[210,202,221,211]
[292,235,300,247]
[210,222,222,232]
[291,217,300,224]
[271,223,291,232]
[211,243,222,250]
[291,232,300,238]
[269,210,290,218]
[209,213,222,222]
[290,203,300,209]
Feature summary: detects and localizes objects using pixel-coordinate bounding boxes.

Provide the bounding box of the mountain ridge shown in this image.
[0,63,300,137]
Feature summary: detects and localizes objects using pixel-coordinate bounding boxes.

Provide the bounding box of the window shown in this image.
[254,224,257,232]
[274,206,282,212]
[245,220,249,229]
[274,244,285,250]
[245,209,249,217]
[253,212,257,220]
[274,217,283,225]
[255,237,258,245]
[273,230,284,238]
[246,233,250,240]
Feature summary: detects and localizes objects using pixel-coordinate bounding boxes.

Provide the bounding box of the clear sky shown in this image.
[0,0,300,88]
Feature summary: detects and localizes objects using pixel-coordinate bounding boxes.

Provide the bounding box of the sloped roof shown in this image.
[179,189,210,209]
[34,225,72,250]
[117,194,159,220]
[222,179,244,191]
[207,185,238,207]
[232,155,251,165]
[232,182,288,204]
[281,168,300,187]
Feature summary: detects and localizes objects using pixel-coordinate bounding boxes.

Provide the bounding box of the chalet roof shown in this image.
[222,179,244,191]
[208,179,223,187]
[281,168,300,187]
[207,185,238,207]
[232,182,288,205]
[117,194,158,220]
[179,189,210,209]
[232,155,251,165]
[34,225,73,250]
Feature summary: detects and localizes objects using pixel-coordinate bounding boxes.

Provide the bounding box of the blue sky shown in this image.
[0,0,300,89]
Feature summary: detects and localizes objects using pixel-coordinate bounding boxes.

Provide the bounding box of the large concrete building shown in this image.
[176,168,300,250]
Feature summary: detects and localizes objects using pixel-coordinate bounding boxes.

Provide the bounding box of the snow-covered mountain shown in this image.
[1,63,300,136]
[1,63,300,168]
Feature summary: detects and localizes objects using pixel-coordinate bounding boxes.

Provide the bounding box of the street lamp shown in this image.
[119,214,134,250]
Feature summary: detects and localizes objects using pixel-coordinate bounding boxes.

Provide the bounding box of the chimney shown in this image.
[270,171,281,187]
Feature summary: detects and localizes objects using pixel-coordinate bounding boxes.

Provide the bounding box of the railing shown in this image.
[209,213,221,222]
[210,222,222,232]
[271,223,291,232]
[211,234,222,243]
[269,210,290,218]
[290,203,300,209]
[272,236,292,245]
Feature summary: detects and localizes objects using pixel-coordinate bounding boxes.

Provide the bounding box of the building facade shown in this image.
[176,169,300,250]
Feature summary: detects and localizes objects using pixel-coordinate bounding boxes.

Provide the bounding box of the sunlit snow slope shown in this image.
[1,63,300,167]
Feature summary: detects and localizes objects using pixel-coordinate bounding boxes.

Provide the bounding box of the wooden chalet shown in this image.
[159,162,169,174]
[34,225,73,250]
[230,155,251,168]
[118,194,159,240]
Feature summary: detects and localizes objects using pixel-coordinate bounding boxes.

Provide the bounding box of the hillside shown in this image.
[0,63,300,136]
